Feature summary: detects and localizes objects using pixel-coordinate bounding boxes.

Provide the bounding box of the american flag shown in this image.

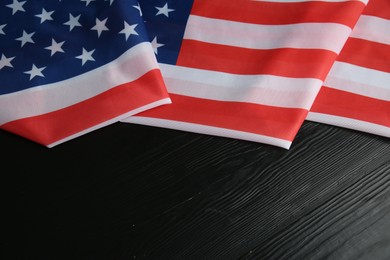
[2,0,390,149]
[0,0,170,147]
[123,0,368,149]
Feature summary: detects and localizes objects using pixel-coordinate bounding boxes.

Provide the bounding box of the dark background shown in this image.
[2,121,390,260]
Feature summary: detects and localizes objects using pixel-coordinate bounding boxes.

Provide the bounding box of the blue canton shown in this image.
[0,0,148,95]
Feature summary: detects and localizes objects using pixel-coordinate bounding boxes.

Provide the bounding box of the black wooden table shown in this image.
[2,121,390,260]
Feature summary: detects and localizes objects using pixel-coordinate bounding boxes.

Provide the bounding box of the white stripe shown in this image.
[324,61,390,101]
[350,15,390,45]
[160,64,322,109]
[307,112,390,138]
[184,15,351,54]
[122,117,292,149]
[0,42,158,125]
[48,98,171,148]
[252,0,368,3]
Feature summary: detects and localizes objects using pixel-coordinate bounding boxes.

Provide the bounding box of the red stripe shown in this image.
[337,37,390,73]
[135,94,307,141]
[191,0,365,28]
[311,86,390,127]
[363,0,390,20]
[1,69,169,146]
[177,40,337,80]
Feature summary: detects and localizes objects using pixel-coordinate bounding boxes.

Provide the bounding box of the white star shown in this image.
[35,8,54,24]
[64,14,82,31]
[76,48,95,66]
[0,54,15,70]
[151,36,164,55]
[16,30,35,47]
[6,0,26,15]
[0,24,6,35]
[45,39,65,56]
[155,3,174,17]
[119,22,138,40]
[133,3,142,16]
[24,64,46,80]
[91,18,109,38]
[105,0,114,5]
[81,0,96,6]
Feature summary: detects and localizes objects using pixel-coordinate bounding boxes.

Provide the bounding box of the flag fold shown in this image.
[0,0,170,147]
[308,0,390,139]
[122,0,369,149]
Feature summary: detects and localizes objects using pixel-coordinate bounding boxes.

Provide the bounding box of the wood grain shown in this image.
[2,121,390,259]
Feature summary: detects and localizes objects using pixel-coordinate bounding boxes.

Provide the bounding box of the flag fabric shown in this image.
[122,0,368,149]
[2,0,390,150]
[308,0,390,138]
[0,0,170,147]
